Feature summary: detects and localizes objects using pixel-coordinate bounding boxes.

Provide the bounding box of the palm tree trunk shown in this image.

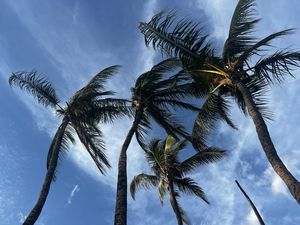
[235,180,266,225]
[23,118,69,225]
[114,108,143,225]
[236,80,300,204]
[168,181,183,225]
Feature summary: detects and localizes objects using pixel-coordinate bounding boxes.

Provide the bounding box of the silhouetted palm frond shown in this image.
[139,11,213,67]
[130,173,160,200]
[9,71,60,108]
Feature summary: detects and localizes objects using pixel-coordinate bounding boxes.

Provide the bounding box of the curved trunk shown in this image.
[23,118,69,225]
[114,108,143,225]
[168,181,183,225]
[235,180,265,225]
[236,80,300,204]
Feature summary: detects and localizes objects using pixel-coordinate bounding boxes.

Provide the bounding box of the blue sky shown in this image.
[0,0,299,224]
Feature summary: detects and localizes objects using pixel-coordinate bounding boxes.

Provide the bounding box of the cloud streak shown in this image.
[67,184,80,205]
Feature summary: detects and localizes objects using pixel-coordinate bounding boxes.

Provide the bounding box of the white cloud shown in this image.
[67,184,80,205]
[245,210,259,225]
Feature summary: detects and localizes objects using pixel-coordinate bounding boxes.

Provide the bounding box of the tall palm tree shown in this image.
[130,135,226,225]
[235,180,265,225]
[139,0,300,203]
[9,66,130,225]
[114,59,203,225]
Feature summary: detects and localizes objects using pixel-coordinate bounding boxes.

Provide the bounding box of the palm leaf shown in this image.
[130,173,160,200]
[139,11,213,67]
[174,177,209,204]
[179,147,226,175]
[238,29,294,63]
[253,50,300,84]
[9,70,60,108]
[71,120,109,174]
[70,65,120,103]
[223,0,260,59]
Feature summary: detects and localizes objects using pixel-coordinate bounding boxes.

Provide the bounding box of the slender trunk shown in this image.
[114,108,143,225]
[168,181,183,225]
[236,80,300,204]
[235,180,266,225]
[23,118,69,225]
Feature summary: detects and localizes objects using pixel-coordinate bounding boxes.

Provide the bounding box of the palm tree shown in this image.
[130,135,226,225]
[235,180,265,225]
[139,0,300,203]
[9,66,130,225]
[114,59,203,225]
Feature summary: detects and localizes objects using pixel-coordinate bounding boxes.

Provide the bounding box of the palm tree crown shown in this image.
[9,66,130,224]
[139,0,300,203]
[114,58,203,225]
[130,135,226,225]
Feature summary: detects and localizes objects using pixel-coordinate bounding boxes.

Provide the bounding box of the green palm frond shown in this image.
[253,50,300,84]
[139,11,213,67]
[130,173,160,200]
[174,177,209,204]
[223,0,260,59]
[179,147,226,175]
[71,120,109,174]
[9,71,60,108]
[158,179,167,204]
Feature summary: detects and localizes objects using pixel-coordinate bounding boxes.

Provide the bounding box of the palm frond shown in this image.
[139,11,213,67]
[147,105,189,140]
[9,71,60,108]
[71,65,120,103]
[73,98,132,125]
[192,94,236,150]
[174,177,209,204]
[179,147,226,175]
[241,75,273,120]
[153,99,200,111]
[223,0,260,59]
[71,120,109,174]
[253,50,300,84]
[130,173,160,200]
[239,29,294,63]
[158,179,167,205]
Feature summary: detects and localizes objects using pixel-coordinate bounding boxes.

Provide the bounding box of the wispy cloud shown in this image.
[67,184,80,205]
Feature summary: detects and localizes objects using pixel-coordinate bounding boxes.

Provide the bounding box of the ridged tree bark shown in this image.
[23,118,69,225]
[168,181,183,225]
[235,180,265,225]
[114,109,143,225]
[235,80,300,204]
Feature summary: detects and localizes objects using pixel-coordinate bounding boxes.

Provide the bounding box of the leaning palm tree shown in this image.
[139,0,300,203]
[9,66,130,225]
[114,59,203,225]
[235,180,265,225]
[130,135,226,225]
